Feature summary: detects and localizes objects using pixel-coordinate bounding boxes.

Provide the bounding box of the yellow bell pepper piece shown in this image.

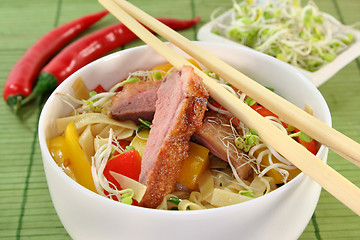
[152,63,173,75]
[130,128,150,157]
[252,147,300,184]
[186,59,202,69]
[64,122,97,192]
[261,155,301,184]
[177,142,210,190]
[152,59,201,77]
[48,136,77,180]
[130,128,210,190]
[48,136,69,166]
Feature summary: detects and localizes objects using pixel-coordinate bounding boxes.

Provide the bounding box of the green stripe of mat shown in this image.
[332,0,360,70]
[15,0,63,238]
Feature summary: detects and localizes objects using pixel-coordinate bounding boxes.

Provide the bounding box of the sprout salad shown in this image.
[211,0,356,72]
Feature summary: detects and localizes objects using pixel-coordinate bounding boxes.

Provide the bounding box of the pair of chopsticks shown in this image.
[98,0,360,215]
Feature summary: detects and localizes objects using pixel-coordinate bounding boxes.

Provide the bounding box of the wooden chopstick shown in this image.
[98,0,360,215]
[112,0,360,169]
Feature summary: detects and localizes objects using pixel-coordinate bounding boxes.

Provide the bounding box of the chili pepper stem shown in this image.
[21,72,58,107]
[7,95,24,113]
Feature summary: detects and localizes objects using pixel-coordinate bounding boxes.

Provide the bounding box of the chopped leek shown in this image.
[138,118,152,130]
[167,197,182,205]
[289,131,313,142]
[239,190,255,197]
[124,145,135,152]
[167,197,190,210]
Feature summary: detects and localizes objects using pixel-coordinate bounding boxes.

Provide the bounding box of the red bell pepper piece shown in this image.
[112,139,131,155]
[3,10,108,112]
[251,104,278,118]
[211,101,227,111]
[294,129,317,155]
[251,104,316,154]
[251,104,289,128]
[93,84,106,93]
[103,149,142,190]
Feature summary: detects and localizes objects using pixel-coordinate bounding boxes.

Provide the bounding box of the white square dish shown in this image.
[197,9,360,87]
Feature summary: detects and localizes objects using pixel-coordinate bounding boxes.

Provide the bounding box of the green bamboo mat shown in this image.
[0,0,359,239]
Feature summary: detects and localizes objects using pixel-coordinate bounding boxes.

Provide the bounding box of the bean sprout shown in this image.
[91,129,134,203]
[212,0,356,72]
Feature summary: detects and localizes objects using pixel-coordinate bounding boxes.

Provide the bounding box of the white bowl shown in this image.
[197,9,360,87]
[38,42,332,240]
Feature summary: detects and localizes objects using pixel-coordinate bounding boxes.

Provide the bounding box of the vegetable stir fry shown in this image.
[211,0,356,72]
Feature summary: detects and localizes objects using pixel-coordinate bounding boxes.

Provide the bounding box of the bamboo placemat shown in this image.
[0,0,359,239]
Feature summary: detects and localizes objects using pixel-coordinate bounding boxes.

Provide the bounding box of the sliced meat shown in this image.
[109,69,252,181]
[139,66,209,208]
[192,110,253,180]
[110,80,161,124]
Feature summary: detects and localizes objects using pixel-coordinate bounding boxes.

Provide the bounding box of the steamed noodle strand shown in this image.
[91,129,135,202]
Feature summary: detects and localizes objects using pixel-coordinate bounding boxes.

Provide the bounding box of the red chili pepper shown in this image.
[3,10,108,112]
[20,17,201,108]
